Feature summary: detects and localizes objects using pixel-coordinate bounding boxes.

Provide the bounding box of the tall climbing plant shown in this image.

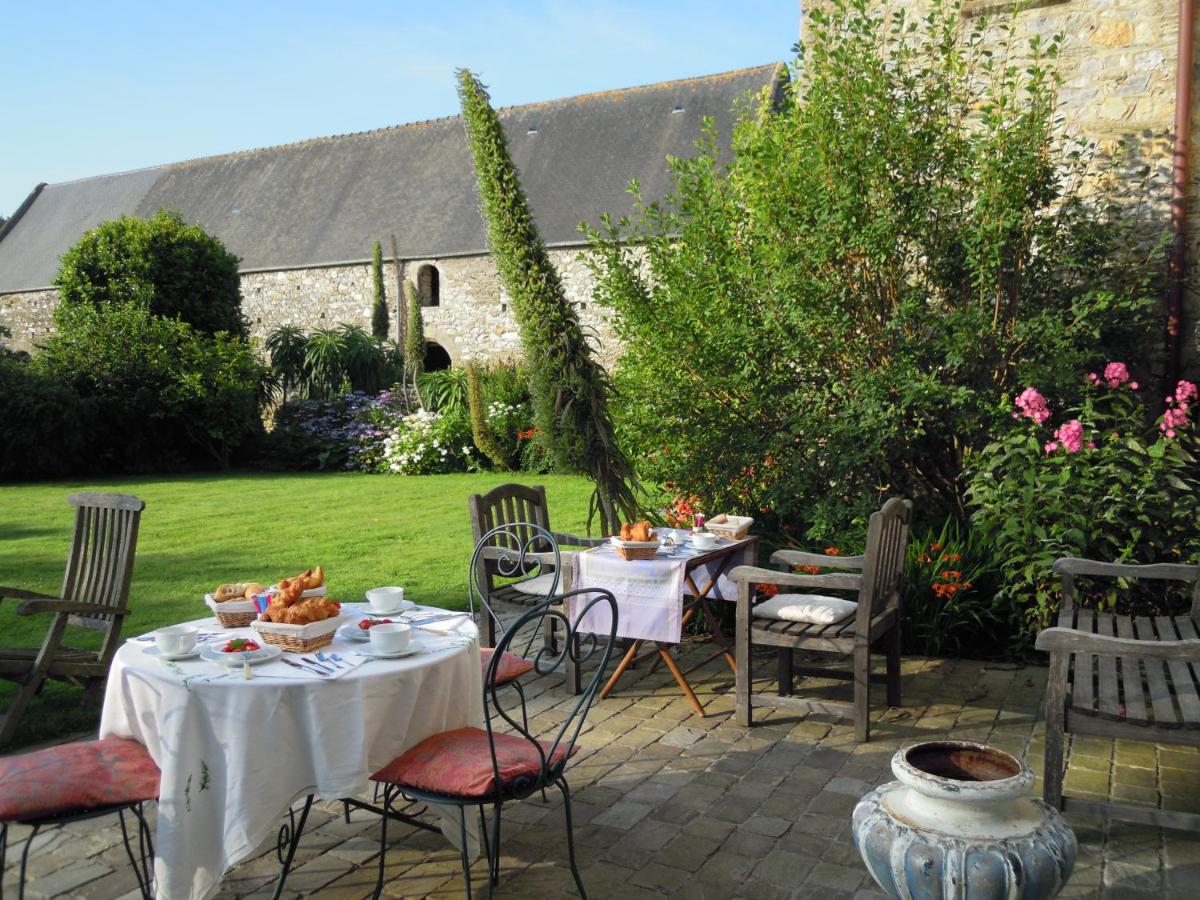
[405,281,425,405]
[457,69,639,533]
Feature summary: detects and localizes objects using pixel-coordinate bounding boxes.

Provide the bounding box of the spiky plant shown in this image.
[467,361,508,468]
[456,68,638,532]
[264,324,307,403]
[370,240,390,340]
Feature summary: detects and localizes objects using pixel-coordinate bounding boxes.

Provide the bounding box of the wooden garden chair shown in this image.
[468,483,605,692]
[1036,557,1200,830]
[0,492,146,747]
[729,497,912,742]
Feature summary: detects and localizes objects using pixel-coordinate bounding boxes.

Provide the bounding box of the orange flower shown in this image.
[917,552,933,565]
[946,553,962,563]
[757,583,780,598]
[930,543,943,552]
[797,565,822,575]
[940,570,962,581]
[824,547,842,556]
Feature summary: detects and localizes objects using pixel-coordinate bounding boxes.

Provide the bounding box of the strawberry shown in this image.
[223,638,260,653]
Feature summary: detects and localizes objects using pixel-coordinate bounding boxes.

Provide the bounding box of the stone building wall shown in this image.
[0,289,56,354]
[0,247,619,367]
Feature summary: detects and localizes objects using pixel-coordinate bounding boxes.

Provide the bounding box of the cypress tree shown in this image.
[456,69,639,533]
[370,240,389,340]
[405,281,425,380]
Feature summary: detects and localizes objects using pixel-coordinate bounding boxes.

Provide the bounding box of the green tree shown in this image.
[370,240,390,340]
[587,0,1159,540]
[405,281,426,404]
[54,209,246,337]
[457,68,639,533]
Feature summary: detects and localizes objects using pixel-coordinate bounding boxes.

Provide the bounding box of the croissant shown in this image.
[303,566,324,590]
[630,521,654,542]
[620,523,632,541]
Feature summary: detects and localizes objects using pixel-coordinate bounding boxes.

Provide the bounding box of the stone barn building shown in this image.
[0,65,788,368]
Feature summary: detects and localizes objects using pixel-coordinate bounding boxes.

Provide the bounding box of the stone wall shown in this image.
[0,247,620,367]
[0,289,56,354]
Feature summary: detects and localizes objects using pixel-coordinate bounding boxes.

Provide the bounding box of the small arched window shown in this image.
[423,342,452,371]
[417,264,440,307]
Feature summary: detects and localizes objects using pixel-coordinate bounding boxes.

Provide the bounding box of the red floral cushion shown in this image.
[0,737,160,822]
[371,726,577,798]
[480,647,535,685]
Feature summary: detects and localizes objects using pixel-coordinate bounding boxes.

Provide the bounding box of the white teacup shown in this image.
[155,624,198,656]
[370,622,412,654]
[366,586,406,613]
[691,531,719,550]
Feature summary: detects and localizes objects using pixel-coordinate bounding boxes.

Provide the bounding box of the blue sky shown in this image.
[0,1,800,216]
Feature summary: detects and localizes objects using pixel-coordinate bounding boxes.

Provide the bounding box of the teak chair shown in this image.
[1037,557,1200,830]
[0,492,146,747]
[468,484,605,692]
[729,497,912,742]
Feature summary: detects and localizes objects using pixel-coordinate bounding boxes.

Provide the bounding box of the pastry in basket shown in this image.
[275,566,324,592]
[619,520,655,543]
[260,597,340,625]
[213,582,267,603]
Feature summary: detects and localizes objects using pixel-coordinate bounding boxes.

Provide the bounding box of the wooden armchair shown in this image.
[0,492,146,747]
[1036,557,1200,830]
[468,483,605,693]
[729,497,912,742]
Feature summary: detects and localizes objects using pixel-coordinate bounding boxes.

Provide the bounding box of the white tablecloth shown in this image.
[570,533,755,643]
[100,605,482,900]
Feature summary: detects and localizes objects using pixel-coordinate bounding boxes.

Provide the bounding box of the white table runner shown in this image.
[569,533,755,643]
[100,607,481,900]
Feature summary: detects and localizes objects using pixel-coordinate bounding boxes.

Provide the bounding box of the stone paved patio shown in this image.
[6,640,1200,899]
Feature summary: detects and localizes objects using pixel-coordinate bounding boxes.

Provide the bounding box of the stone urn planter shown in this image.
[852,741,1076,900]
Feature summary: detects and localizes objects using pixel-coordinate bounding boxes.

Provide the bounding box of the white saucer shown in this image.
[337,623,372,642]
[363,599,414,616]
[143,645,201,661]
[357,642,421,660]
[200,644,282,666]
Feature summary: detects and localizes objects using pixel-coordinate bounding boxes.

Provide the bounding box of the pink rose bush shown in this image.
[970,361,1200,639]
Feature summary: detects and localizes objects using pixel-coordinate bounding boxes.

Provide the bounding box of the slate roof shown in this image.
[0,64,786,294]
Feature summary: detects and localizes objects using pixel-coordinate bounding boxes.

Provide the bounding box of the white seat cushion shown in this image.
[752,594,857,625]
[510,573,560,596]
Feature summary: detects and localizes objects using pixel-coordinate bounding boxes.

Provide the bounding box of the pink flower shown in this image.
[1087,441,1096,449]
[1015,387,1051,424]
[1055,419,1085,454]
[1103,362,1130,388]
[1129,382,1139,390]
[1043,441,1059,454]
[1087,373,1101,385]
[1177,380,1198,403]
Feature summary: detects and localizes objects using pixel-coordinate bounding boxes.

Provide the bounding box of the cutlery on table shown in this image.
[301,656,335,673]
[406,612,470,628]
[281,658,329,677]
[315,651,346,669]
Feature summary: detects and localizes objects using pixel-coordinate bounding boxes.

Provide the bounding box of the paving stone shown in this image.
[752,848,815,889]
[25,860,113,899]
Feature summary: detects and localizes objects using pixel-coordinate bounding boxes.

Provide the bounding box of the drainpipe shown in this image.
[1166,0,1195,386]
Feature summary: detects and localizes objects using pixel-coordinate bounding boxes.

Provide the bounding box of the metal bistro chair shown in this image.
[469,522,565,727]
[367,588,618,899]
[0,492,146,747]
[0,736,159,899]
[468,484,607,694]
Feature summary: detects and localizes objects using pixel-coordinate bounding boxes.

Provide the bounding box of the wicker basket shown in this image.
[706,514,754,540]
[250,615,341,653]
[204,595,259,628]
[611,539,660,561]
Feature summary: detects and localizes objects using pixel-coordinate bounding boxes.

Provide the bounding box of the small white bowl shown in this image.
[369,622,412,654]
[691,532,720,550]
[366,586,406,613]
[154,624,198,656]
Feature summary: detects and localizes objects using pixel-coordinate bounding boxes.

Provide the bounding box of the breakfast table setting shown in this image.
[567,517,758,716]
[100,576,483,900]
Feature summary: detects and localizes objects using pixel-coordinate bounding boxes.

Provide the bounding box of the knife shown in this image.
[406,612,470,627]
[300,656,335,674]
[281,658,329,677]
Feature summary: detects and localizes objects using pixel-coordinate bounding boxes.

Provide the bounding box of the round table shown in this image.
[100,606,482,900]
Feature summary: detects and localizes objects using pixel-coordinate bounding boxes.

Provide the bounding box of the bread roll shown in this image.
[242,583,266,600]
[214,583,246,603]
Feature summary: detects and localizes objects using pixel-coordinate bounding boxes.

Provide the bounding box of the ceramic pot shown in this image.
[852,741,1076,900]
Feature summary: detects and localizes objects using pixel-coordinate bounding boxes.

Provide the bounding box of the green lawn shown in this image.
[0,471,594,748]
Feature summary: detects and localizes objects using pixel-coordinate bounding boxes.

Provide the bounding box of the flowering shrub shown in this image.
[967,365,1200,643]
[268,390,405,471]
[485,400,532,468]
[380,408,476,475]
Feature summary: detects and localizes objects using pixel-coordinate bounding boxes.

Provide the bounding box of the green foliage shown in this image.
[902,519,1007,659]
[263,323,399,401]
[587,0,1160,541]
[467,361,508,468]
[967,374,1200,645]
[380,408,477,474]
[418,368,467,414]
[54,210,246,337]
[405,282,425,378]
[0,356,93,480]
[371,241,390,340]
[457,68,639,533]
[37,302,268,470]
